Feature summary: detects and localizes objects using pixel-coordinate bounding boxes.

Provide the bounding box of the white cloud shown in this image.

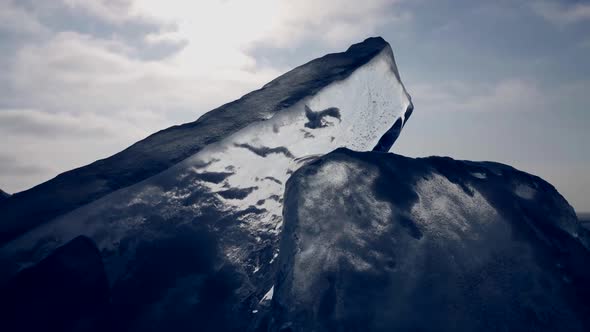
[48,0,408,70]
[0,108,165,192]
[0,1,49,36]
[532,0,590,25]
[9,31,267,114]
[131,0,406,45]
[0,109,161,138]
[61,0,137,23]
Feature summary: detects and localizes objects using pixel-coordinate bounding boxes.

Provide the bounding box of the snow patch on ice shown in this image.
[514,183,536,200]
[260,285,274,302]
[411,173,499,241]
[269,252,279,264]
[471,172,487,179]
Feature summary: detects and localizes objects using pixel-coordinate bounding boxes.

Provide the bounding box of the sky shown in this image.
[0,0,588,212]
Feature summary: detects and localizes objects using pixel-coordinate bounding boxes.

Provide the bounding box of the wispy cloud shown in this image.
[531,0,590,25]
[410,79,546,113]
[61,0,137,23]
[0,1,49,36]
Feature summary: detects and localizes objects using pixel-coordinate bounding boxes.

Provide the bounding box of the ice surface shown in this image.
[272,148,590,332]
[0,37,411,245]
[0,38,413,330]
[0,39,411,276]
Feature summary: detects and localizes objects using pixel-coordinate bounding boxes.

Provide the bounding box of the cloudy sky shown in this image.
[0,0,588,212]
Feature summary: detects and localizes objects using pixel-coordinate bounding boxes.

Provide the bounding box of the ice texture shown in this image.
[272,148,590,332]
[0,37,412,331]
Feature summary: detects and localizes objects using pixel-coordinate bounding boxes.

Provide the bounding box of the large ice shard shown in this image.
[0,37,411,245]
[272,148,590,332]
[0,37,412,331]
